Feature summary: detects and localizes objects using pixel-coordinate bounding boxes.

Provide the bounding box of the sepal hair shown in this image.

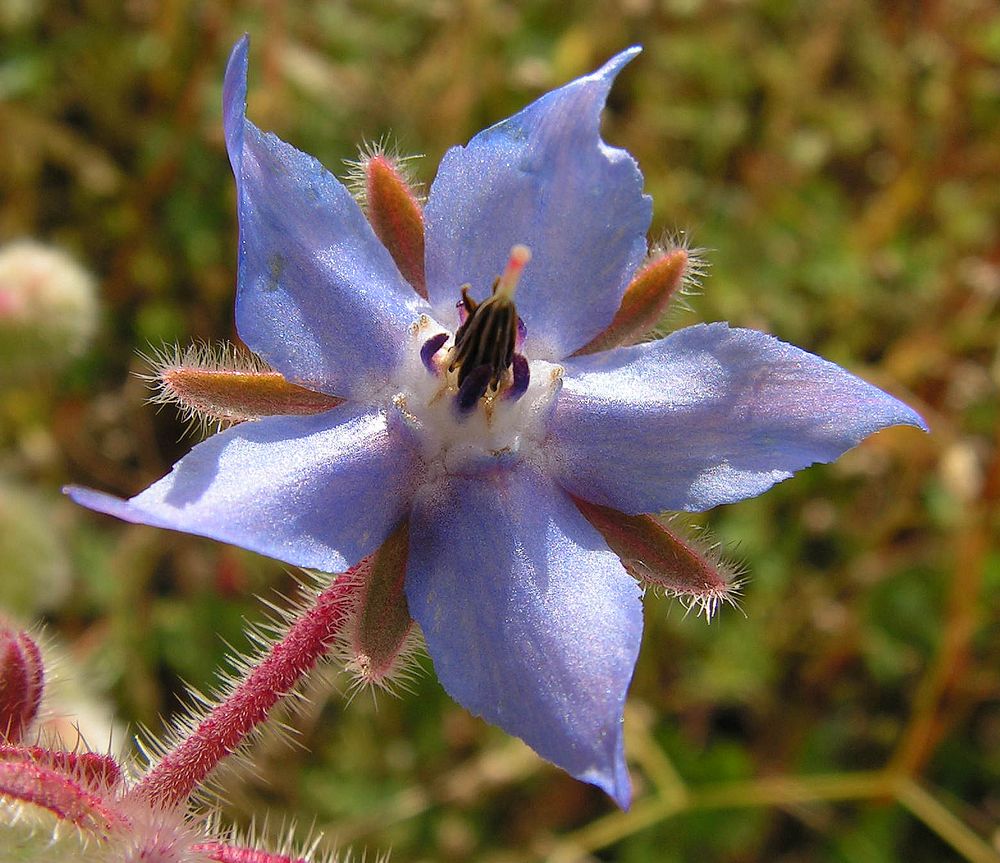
[140,343,343,438]
[343,136,424,207]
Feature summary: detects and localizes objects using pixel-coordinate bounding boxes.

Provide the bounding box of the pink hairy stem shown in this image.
[129,569,362,809]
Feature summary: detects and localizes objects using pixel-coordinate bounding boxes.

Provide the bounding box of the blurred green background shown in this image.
[1,1,997,861]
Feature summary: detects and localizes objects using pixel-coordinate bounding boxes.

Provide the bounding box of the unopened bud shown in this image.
[0,746,122,792]
[0,239,98,381]
[0,624,44,743]
[0,757,122,835]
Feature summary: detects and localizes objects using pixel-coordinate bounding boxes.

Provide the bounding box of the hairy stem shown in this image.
[130,572,359,809]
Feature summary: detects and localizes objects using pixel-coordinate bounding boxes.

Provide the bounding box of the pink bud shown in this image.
[0,624,44,743]
[193,842,309,863]
[0,745,122,791]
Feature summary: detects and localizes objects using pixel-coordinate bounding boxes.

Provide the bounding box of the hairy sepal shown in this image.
[0,758,125,835]
[145,343,343,432]
[342,521,419,694]
[0,746,122,792]
[0,625,44,743]
[348,144,426,299]
[574,247,689,355]
[573,497,741,619]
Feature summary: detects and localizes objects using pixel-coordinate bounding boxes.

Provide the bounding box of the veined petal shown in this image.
[548,323,928,513]
[224,36,420,399]
[424,49,652,361]
[67,405,415,573]
[405,464,642,807]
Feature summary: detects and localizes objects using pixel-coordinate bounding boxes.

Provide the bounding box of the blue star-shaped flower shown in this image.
[69,37,925,807]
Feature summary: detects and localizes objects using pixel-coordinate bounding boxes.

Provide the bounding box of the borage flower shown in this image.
[69,36,926,808]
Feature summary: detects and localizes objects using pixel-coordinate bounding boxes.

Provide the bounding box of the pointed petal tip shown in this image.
[867,385,929,437]
[64,485,140,523]
[589,45,642,89]
[907,405,930,434]
[610,44,642,67]
[596,737,633,810]
[64,483,101,506]
[612,771,633,811]
[223,35,250,163]
[224,34,250,94]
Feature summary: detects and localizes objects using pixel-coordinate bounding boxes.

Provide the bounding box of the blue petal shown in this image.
[67,405,415,572]
[405,464,642,808]
[224,36,420,399]
[548,323,928,513]
[423,49,652,362]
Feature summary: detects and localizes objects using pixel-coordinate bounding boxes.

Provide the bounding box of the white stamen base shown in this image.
[389,316,562,480]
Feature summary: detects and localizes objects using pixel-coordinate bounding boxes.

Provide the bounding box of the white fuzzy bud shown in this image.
[0,240,98,381]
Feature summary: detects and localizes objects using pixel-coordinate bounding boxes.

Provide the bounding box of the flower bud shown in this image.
[0,624,44,743]
[0,239,98,381]
[0,757,122,835]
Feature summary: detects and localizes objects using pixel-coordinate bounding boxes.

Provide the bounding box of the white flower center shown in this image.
[389,315,562,480]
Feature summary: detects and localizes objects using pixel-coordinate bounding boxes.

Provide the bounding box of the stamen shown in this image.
[456,364,493,412]
[494,244,532,301]
[448,245,532,401]
[506,353,530,401]
[420,332,449,374]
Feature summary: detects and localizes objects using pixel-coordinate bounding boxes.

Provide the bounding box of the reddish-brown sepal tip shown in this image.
[0,624,44,744]
[364,154,427,298]
[342,520,417,694]
[575,248,689,356]
[146,343,344,433]
[574,497,741,619]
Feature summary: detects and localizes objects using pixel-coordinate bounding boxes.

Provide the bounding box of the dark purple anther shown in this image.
[420,332,449,374]
[506,353,530,401]
[516,316,526,351]
[456,364,492,413]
